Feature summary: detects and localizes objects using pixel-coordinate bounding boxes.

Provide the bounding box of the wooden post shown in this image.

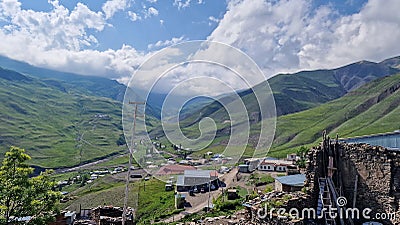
[353,175,358,208]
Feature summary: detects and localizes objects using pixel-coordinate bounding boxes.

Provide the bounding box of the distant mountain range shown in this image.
[269,72,400,157]
[0,55,399,167]
[169,56,400,157]
[179,57,400,125]
[0,55,126,101]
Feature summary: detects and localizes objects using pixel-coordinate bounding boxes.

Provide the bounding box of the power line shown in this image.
[122,101,145,225]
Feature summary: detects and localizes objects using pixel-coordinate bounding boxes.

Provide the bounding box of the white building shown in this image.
[258,161,275,171]
[287,153,298,161]
[257,158,296,172]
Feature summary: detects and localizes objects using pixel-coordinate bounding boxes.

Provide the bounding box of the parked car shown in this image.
[130,174,142,178]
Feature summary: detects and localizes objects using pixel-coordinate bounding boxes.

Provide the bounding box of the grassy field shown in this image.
[0,68,126,168]
[62,175,176,224]
[268,73,400,157]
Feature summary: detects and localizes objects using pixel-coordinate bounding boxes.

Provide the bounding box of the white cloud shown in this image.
[0,0,148,81]
[0,0,106,51]
[102,0,129,19]
[173,0,191,10]
[128,11,141,21]
[171,0,207,9]
[159,19,164,25]
[209,16,219,23]
[1,0,399,95]
[146,0,157,3]
[147,36,185,50]
[208,16,219,26]
[145,7,158,18]
[208,0,400,77]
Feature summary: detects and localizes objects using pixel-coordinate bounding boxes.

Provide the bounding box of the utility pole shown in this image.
[122,101,145,225]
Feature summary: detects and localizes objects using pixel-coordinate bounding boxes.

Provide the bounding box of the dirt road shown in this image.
[161,167,238,223]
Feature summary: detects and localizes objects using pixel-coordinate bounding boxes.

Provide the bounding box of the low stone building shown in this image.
[275,174,306,192]
[91,206,134,225]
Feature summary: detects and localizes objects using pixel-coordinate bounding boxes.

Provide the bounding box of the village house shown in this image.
[239,158,262,173]
[257,158,296,172]
[155,164,196,176]
[286,153,298,161]
[274,174,306,192]
[257,160,275,171]
[176,170,219,192]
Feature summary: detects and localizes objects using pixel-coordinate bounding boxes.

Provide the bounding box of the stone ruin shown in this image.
[306,141,400,225]
[240,141,400,225]
[74,206,134,225]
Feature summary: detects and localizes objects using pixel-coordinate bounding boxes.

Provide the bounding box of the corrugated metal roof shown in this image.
[340,131,400,150]
[184,169,211,178]
[176,175,185,186]
[275,174,306,187]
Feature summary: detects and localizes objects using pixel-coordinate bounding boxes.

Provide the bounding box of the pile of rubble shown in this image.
[175,191,310,225]
[74,206,134,225]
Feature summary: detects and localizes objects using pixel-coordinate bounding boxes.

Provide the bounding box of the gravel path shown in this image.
[161,167,239,223]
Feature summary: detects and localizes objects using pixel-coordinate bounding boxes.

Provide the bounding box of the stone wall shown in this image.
[305,142,400,225]
[338,144,400,225]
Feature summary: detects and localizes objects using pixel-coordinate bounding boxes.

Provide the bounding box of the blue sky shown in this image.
[0,0,399,93]
[12,0,367,51]
[13,0,228,51]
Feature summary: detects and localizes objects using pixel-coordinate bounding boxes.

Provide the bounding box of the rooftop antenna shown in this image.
[122,101,145,225]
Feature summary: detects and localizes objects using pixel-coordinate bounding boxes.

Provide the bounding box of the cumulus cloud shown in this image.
[102,0,129,19]
[128,11,141,21]
[1,0,399,94]
[0,0,105,51]
[148,36,185,50]
[173,0,191,10]
[209,16,219,23]
[0,0,147,80]
[145,7,158,18]
[208,0,400,77]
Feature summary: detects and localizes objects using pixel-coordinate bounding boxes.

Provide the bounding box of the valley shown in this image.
[1,55,400,224]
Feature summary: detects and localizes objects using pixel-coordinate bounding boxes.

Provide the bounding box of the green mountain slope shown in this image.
[269,73,400,157]
[171,58,399,144]
[0,67,126,168]
[0,55,127,101]
[170,67,400,159]
[180,59,399,129]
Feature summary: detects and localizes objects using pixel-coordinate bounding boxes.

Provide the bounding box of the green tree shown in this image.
[0,146,61,224]
[116,134,126,146]
[296,146,308,168]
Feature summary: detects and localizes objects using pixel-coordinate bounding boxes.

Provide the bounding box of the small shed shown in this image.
[238,164,249,173]
[227,189,239,200]
[275,174,306,192]
[165,184,173,191]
